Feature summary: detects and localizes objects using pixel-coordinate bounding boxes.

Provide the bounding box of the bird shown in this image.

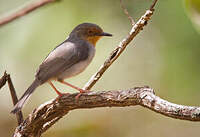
[11,23,112,114]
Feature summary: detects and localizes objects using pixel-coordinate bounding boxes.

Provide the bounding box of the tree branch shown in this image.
[0,0,56,26]
[13,86,200,137]
[7,74,24,125]
[0,72,24,125]
[83,0,156,90]
[120,0,135,25]
[6,0,200,136]
[0,71,7,89]
[11,0,161,136]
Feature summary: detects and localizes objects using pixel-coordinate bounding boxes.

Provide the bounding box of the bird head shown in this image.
[69,23,112,46]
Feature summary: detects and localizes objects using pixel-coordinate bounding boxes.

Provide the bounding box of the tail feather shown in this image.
[11,79,40,114]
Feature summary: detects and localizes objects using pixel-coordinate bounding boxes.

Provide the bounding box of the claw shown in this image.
[75,89,90,101]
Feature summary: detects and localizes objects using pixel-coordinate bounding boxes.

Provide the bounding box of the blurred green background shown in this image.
[1,0,200,137]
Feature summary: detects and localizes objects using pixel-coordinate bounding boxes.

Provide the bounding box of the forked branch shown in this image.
[83,0,157,90]
[1,0,197,136]
[13,86,200,137]
[10,0,164,137]
[0,0,56,26]
[0,72,23,125]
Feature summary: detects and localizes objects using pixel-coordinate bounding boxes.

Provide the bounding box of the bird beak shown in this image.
[99,32,112,37]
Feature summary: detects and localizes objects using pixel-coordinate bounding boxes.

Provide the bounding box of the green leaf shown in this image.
[184,0,200,33]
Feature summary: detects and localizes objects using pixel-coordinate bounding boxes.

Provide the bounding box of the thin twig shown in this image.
[150,0,158,10]
[0,72,24,125]
[0,0,56,26]
[13,86,200,137]
[0,71,7,89]
[83,0,158,90]
[120,0,135,25]
[7,74,24,125]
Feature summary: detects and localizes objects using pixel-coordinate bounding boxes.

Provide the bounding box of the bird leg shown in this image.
[48,81,64,97]
[58,80,88,93]
[58,80,90,100]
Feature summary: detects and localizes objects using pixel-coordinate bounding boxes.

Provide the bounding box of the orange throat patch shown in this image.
[86,36,102,46]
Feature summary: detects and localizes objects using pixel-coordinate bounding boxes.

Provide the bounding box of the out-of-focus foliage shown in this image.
[0,0,200,137]
[184,0,200,33]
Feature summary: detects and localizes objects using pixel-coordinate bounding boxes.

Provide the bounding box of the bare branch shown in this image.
[150,0,158,10]
[120,0,135,25]
[7,74,24,125]
[0,71,7,89]
[0,0,56,26]
[83,0,158,90]
[0,72,24,125]
[0,72,23,125]
[13,86,200,137]
[83,8,155,90]
[11,0,161,136]
[83,0,159,91]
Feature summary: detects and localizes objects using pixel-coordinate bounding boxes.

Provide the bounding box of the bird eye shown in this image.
[88,30,93,34]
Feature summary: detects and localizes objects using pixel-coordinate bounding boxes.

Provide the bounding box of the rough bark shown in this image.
[13,86,200,137]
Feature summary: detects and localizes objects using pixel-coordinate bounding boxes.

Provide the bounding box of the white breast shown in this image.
[57,45,95,79]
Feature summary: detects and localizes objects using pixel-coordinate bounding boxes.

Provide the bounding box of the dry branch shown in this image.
[83,2,155,90]
[120,0,135,25]
[0,0,56,26]
[0,71,7,89]
[11,0,160,136]
[2,0,199,136]
[13,86,200,137]
[0,72,24,125]
[7,74,24,125]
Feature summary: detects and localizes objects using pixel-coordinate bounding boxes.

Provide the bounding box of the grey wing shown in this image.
[35,42,82,83]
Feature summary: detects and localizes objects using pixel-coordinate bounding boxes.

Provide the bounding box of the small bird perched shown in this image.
[11,23,112,114]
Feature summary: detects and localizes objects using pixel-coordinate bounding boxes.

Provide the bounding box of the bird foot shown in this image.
[56,92,70,102]
[75,89,90,101]
[79,89,90,93]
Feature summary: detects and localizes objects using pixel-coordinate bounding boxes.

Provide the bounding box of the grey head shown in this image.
[69,23,112,43]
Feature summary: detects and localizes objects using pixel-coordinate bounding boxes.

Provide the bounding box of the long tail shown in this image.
[11,79,40,114]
